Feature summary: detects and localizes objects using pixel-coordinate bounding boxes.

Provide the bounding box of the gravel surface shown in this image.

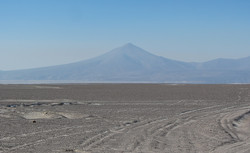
[0,84,250,153]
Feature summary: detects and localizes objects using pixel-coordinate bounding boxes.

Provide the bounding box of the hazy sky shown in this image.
[1,0,250,70]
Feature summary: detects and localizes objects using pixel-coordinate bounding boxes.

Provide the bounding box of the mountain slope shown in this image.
[0,43,194,81]
[195,56,250,70]
[0,43,249,83]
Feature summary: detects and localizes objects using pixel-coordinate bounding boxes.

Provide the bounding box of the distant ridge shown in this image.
[0,43,250,83]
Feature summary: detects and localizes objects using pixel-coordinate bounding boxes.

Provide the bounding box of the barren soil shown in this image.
[0,84,250,153]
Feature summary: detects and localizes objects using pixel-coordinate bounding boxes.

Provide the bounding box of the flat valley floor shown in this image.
[1,84,250,153]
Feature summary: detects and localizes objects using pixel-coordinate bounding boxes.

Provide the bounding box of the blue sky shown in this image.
[0,0,250,70]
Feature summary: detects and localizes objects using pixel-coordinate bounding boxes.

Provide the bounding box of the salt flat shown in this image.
[0,84,250,153]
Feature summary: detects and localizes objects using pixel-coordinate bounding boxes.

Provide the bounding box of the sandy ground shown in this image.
[0,84,250,153]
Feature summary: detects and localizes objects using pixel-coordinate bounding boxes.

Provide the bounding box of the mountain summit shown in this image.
[0,43,250,83]
[108,43,154,56]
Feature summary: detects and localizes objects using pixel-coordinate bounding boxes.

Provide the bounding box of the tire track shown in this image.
[0,125,85,141]
[211,107,250,153]
[86,105,220,152]
[6,132,86,152]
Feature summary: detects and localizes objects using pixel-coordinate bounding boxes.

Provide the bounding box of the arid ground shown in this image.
[0,84,250,153]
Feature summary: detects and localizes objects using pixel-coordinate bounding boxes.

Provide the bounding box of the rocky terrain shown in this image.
[0,84,250,153]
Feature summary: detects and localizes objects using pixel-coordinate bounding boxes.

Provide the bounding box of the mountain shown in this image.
[197,56,250,70]
[0,43,249,83]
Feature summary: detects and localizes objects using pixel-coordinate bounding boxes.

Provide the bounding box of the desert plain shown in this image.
[0,84,250,153]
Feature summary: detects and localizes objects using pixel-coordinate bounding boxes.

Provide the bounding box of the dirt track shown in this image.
[0,84,250,153]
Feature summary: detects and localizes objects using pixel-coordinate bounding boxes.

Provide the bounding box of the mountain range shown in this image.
[1,43,250,83]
